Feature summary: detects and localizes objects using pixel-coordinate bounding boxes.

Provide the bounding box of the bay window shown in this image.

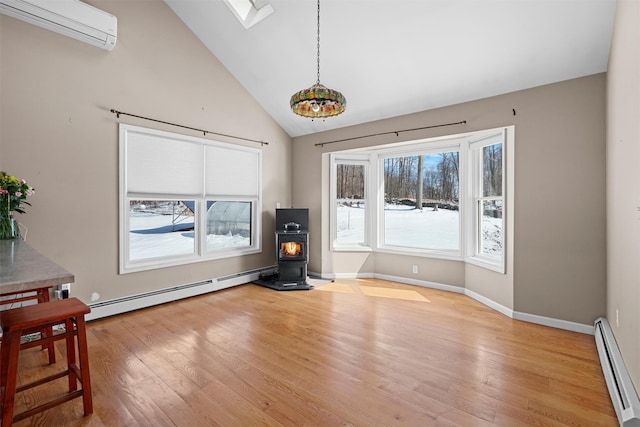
[329,126,511,273]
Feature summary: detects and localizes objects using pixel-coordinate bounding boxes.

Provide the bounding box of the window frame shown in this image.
[376,141,463,260]
[330,153,372,251]
[465,130,506,273]
[328,126,511,274]
[119,124,262,274]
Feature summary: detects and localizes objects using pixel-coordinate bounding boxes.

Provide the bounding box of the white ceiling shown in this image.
[164,0,616,138]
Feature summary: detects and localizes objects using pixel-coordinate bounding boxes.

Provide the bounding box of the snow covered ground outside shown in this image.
[129,204,502,261]
[337,204,502,254]
[129,211,249,260]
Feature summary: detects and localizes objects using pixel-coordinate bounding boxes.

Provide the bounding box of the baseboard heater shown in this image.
[594,317,640,426]
[86,267,269,321]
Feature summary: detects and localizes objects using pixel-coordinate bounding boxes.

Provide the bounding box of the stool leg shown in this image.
[0,328,8,394]
[1,330,23,427]
[38,290,56,365]
[75,316,93,415]
[0,328,9,418]
[65,318,78,392]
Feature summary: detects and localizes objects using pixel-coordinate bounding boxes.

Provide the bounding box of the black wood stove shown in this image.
[257,208,313,291]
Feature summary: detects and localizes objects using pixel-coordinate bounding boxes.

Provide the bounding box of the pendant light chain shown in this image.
[316,0,321,85]
[289,0,346,118]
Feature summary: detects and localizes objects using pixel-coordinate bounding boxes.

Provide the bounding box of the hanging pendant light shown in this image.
[290,0,346,118]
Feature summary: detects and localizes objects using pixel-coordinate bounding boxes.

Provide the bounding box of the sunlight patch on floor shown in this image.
[360,286,430,302]
[316,283,355,293]
[316,281,430,302]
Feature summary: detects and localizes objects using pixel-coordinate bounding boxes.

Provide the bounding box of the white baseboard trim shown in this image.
[464,290,592,334]
[87,267,594,335]
[464,288,515,318]
[326,272,593,335]
[86,268,265,321]
[374,273,465,294]
[514,311,594,335]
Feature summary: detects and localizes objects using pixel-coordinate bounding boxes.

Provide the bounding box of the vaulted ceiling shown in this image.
[165,0,616,137]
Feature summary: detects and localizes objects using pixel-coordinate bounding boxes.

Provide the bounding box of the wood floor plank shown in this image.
[8,278,618,426]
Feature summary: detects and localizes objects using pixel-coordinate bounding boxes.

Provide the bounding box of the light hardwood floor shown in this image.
[9,278,617,426]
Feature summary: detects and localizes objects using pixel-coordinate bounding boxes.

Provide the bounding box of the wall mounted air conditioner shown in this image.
[0,0,117,50]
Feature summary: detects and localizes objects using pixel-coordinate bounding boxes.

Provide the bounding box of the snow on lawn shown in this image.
[337,204,502,254]
[384,205,459,250]
[129,205,502,261]
[337,204,459,249]
[129,211,249,260]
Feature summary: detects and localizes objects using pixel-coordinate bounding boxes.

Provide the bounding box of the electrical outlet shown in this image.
[58,283,70,298]
[412,265,418,274]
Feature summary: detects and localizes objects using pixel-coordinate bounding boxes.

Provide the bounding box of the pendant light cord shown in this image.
[290,0,346,118]
[316,0,321,85]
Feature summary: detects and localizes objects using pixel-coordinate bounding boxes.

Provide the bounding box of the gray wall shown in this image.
[0,0,292,303]
[293,73,606,326]
[607,0,640,394]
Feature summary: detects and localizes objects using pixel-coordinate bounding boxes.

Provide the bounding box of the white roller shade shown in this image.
[205,145,259,197]
[125,128,203,196]
[121,124,260,198]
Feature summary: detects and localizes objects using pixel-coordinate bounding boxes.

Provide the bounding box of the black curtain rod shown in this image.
[314,120,467,147]
[110,109,269,146]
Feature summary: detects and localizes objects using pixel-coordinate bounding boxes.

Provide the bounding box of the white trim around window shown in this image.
[330,153,372,251]
[464,129,507,273]
[376,141,463,259]
[328,126,513,274]
[119,124,262,274]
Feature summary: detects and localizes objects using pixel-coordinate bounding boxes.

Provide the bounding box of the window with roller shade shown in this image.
[119,124,261,273]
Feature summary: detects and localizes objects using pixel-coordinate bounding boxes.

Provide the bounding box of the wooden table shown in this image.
[0,239,74,364]
[0,239,74,300]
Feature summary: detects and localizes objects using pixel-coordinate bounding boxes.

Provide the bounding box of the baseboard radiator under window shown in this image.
[594,317,640,426]
[86,267,267,321]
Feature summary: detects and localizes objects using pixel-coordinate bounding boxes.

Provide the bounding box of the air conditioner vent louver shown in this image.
[0,0,117,50]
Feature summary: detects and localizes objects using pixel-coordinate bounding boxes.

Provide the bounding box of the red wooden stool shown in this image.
[1,287,57,364]
[0,298,92,426]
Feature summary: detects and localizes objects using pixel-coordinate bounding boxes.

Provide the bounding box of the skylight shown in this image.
[223,0,274,29]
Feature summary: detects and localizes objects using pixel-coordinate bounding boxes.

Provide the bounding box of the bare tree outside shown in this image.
[336,163,366,245]
[483,143,502,197]
[336,164,364,202]
[334,140,504,255]
[384,151,459,210]
[480,142,504,256]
